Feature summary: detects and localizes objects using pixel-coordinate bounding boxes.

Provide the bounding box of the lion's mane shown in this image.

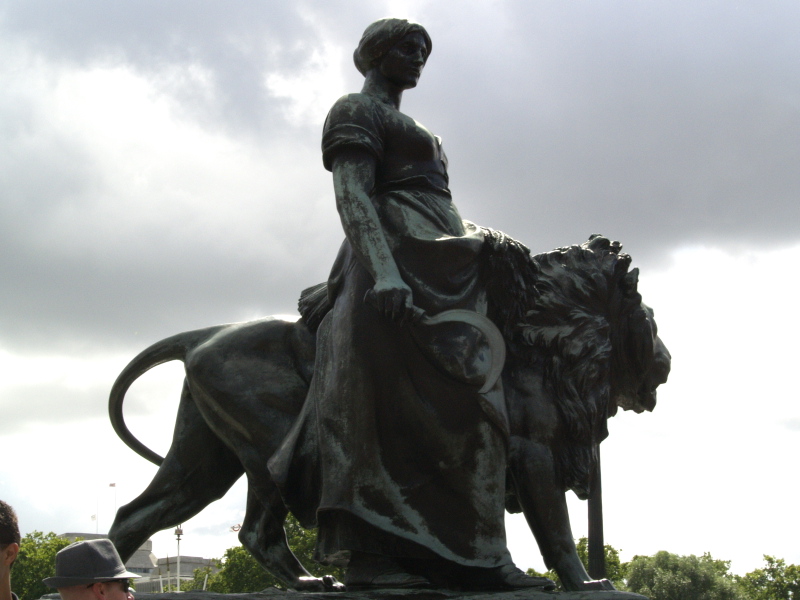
[519,234,644,497]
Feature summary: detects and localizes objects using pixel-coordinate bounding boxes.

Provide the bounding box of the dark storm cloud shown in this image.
[399,2,800,264]
[0,382,109,433]
[1,0,799,355]
[6,0,797,252]
[0,1,380,355]
[0,143,342,353]
[0,0,360,353]
[0,228,339,353]
[1,0,366,137]
[0,0,406,143]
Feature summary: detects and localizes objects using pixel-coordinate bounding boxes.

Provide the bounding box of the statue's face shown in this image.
[379,31,428,89]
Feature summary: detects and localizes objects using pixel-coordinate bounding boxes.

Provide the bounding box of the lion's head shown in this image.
[510,234,670,497]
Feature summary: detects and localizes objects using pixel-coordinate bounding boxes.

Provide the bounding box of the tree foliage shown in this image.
[13,531,74,600]
[737,556,800,600]
[181,524,800,600]
[184,515,343,592]
[189,545,274,593]
[525,565,559,585]
[626,551,745,600]
[15,524,800,599]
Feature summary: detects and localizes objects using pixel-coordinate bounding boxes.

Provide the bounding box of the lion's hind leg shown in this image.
[238,477,343,592]
[109,381,244,561]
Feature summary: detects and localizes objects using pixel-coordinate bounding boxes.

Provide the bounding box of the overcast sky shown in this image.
[1,0,798,580]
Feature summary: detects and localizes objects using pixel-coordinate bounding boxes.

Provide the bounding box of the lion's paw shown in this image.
[289,575,346,593]
[581,578,615,591]
[497,565,556,591]
[322,575,347,592]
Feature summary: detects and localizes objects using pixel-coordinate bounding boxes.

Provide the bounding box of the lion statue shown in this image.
[107,234,669,592]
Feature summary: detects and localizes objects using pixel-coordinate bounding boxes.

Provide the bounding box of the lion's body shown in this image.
[108,235,669,592]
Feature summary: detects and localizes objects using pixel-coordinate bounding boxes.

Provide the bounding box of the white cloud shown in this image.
[265,41,346,127]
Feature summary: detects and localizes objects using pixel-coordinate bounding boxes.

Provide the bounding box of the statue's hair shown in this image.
[353,18,432,76]
[517,234,645,497]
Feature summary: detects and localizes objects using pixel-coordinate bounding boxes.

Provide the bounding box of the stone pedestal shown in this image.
[130,588,647,600]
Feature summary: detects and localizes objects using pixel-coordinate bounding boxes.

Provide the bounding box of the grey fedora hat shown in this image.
[43,539,140,588]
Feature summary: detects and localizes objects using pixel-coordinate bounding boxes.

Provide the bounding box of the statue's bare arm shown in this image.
[331,150,414,321]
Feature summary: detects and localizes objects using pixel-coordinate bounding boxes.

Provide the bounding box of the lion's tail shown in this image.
[109,326,224,466]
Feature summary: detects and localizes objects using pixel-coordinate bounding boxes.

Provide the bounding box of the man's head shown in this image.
[0,500,20,575]
[43,539,138,600]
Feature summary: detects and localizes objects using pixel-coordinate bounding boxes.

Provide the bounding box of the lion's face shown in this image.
[612,303,671,414]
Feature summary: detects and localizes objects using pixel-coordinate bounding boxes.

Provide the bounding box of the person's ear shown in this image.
[87,583,105,600]
[91,582,124,600]
[1,543,19,567]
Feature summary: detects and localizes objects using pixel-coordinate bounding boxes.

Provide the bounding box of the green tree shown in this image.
[184,515,343,592]
[737,555,800,600]
[184,565,218,592]
[526,537,625,590]
[626,551,745,600]
[202,546,276,592]
[13,531,74,600]
[525,565,559,585]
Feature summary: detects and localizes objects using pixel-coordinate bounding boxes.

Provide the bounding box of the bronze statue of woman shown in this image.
[269,19,552,591]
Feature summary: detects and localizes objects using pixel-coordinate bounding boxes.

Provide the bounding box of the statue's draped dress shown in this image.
[269,93,511,568]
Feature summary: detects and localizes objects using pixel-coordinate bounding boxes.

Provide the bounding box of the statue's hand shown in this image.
[365,278,415,323]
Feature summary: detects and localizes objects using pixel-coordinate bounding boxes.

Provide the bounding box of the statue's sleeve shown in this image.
[322,94,385,171]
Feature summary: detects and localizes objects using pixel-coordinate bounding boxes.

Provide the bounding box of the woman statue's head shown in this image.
[354,18,432,77]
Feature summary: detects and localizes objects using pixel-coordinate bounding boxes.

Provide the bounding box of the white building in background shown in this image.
[58,533,218,593]
[136,556,219,593]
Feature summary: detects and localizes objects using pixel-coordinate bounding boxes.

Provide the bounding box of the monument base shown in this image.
[130,588,647,600]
